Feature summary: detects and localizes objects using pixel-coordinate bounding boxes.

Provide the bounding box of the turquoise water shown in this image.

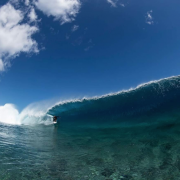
[1,76,180,179]
[1,121,180,180]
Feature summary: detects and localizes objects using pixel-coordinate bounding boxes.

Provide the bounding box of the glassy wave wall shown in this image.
[48,76,180,126]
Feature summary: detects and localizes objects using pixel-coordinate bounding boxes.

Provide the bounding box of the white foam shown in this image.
[0,104,20,125]
[0,101,55,125]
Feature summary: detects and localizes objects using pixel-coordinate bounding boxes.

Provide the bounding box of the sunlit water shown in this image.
[1,119,180,180]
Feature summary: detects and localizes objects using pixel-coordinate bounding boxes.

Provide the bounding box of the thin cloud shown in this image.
[107,0,117,7]
[0,59,4,71]
[119,3,125,7]
[146,10,154,25]
[0,3,38,71]
[84,39,94,51]
[28,7,38,22]
[72,25,79,32]
[25,0,29,6]
[35,0,81,24]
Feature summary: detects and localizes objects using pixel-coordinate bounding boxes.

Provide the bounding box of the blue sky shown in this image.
[0,0,180,110]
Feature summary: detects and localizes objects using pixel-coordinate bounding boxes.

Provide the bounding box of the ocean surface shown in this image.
[1,76,180,179]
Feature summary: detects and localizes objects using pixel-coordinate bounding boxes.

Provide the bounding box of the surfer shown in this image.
[53,116,58,123]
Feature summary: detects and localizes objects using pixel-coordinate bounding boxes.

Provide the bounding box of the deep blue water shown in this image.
[1,76,180,179]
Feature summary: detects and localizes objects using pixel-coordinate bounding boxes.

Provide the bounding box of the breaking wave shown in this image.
[1,75,180,125]
[47,75,180,125]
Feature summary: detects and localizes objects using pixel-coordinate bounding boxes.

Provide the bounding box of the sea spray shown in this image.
[0,104,20,125]
[0,101,54,125]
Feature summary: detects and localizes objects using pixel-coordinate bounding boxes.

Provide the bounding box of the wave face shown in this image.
[47,76,180,126]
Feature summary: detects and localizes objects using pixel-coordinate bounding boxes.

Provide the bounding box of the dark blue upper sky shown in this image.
[0,0,180,110]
